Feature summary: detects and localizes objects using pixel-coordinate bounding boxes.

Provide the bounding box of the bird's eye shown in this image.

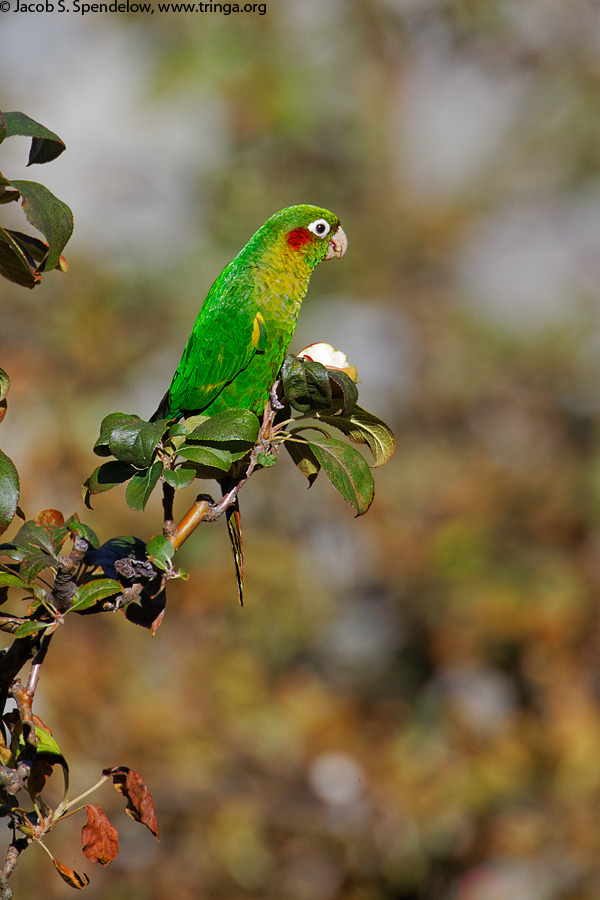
[307,218,331,238]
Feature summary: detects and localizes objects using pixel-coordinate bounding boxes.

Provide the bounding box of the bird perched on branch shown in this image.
[152,204,348,602]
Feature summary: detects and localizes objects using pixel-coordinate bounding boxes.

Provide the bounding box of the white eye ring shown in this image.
[307,218,331,238]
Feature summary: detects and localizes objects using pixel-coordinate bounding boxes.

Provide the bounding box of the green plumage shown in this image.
[154,205,345,421]
[153,204,346,605]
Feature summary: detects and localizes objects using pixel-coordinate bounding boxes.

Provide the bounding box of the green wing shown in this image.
[166,271,268,418]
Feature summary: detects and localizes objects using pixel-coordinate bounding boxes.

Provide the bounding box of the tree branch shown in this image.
[165,395,281,551]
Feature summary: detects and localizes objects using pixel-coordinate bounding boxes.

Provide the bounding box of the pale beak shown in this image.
[324,225,348,260]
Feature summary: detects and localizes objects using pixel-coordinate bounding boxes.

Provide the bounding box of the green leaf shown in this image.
[1,520,58,581]
[0,113,6,145]
[0,227,50,288]
[256,451,276,468]
[281,355,332,413]
[10,180,72,272]
[65,516,100,549]
[163,467,196,489]
[187,408,260,446]
[94,413,168,468]
[0,448,19,537]
[284,438,320,485]
[14,620,50,639]
[125,460,163,512]
[71,578,122,612]
[33,725,67,770]
[316,406,397,467]
[94,412,132,455]
[145,535,174,571]
[326,368,359,416]
[0,368,10,404]
[307,436,374,515]
[112,418,168,468]
[177,444,233,472]
[0,572,30,590]
[170,413,209,435]
[2,112,66,165]
[84,461,137,504]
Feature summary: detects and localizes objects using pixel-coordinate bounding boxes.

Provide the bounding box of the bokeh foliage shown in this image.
[4,0,600,898]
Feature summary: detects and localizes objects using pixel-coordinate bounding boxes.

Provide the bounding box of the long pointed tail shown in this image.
[224,490,244,606]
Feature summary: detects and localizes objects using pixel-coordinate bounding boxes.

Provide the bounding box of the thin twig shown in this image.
[0,838,27,900]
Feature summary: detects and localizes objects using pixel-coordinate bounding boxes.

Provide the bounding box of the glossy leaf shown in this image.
[0,571,30,590]
[84,460,137,506]
[2,111,66,165]
[280,355,332,413]
[125,460,163,512]
[326,368,359,416]
[94,412,133,455]
[145,535,175,572]
[0,448,19,536]
[14,620,50,638]
[284,438,321,485]
[94,414,167,468]
[11,180,73,272]
[316,405,397,467]
[32,718,66,763]
[162,466,196,489]
[0,227,48,288]
[256,451,276,467]
[71,578,123,612]
[65,516,100,549]
[307,435,374,515]
[186,408,260,446]
[177,443,233,471]
[82,805,119,866]
[0,519,58,581]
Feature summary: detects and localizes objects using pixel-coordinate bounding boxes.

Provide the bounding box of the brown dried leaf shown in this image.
[27,758,53,799]
[150,608,165,636]
[82,805,119,866]
[33,509,64,529]
[103,766,159,839]
[52,858,90,889]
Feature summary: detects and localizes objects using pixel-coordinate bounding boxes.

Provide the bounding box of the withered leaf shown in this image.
[27,758,53,799]
[52,858,90,889]
[33,509,64,529]
[103,766,159,839]
[82,805,119,866]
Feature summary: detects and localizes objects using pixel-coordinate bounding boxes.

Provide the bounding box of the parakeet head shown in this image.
[249,205,347,272]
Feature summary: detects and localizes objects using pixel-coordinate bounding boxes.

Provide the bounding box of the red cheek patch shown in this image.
[286,227,312,250]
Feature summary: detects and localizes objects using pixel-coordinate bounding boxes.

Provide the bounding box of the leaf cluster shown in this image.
[0,111,73,288]
[84,407,261,512]
[277,355,396,516]
[0,712,158,893]
[83,355,396,519]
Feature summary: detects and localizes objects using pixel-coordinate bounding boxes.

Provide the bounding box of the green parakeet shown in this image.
[152,204,348,602]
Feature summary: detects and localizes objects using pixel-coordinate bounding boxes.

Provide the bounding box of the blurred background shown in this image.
[3,1,600,897]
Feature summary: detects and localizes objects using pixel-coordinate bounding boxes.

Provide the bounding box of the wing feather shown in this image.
[165,268,268,418]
